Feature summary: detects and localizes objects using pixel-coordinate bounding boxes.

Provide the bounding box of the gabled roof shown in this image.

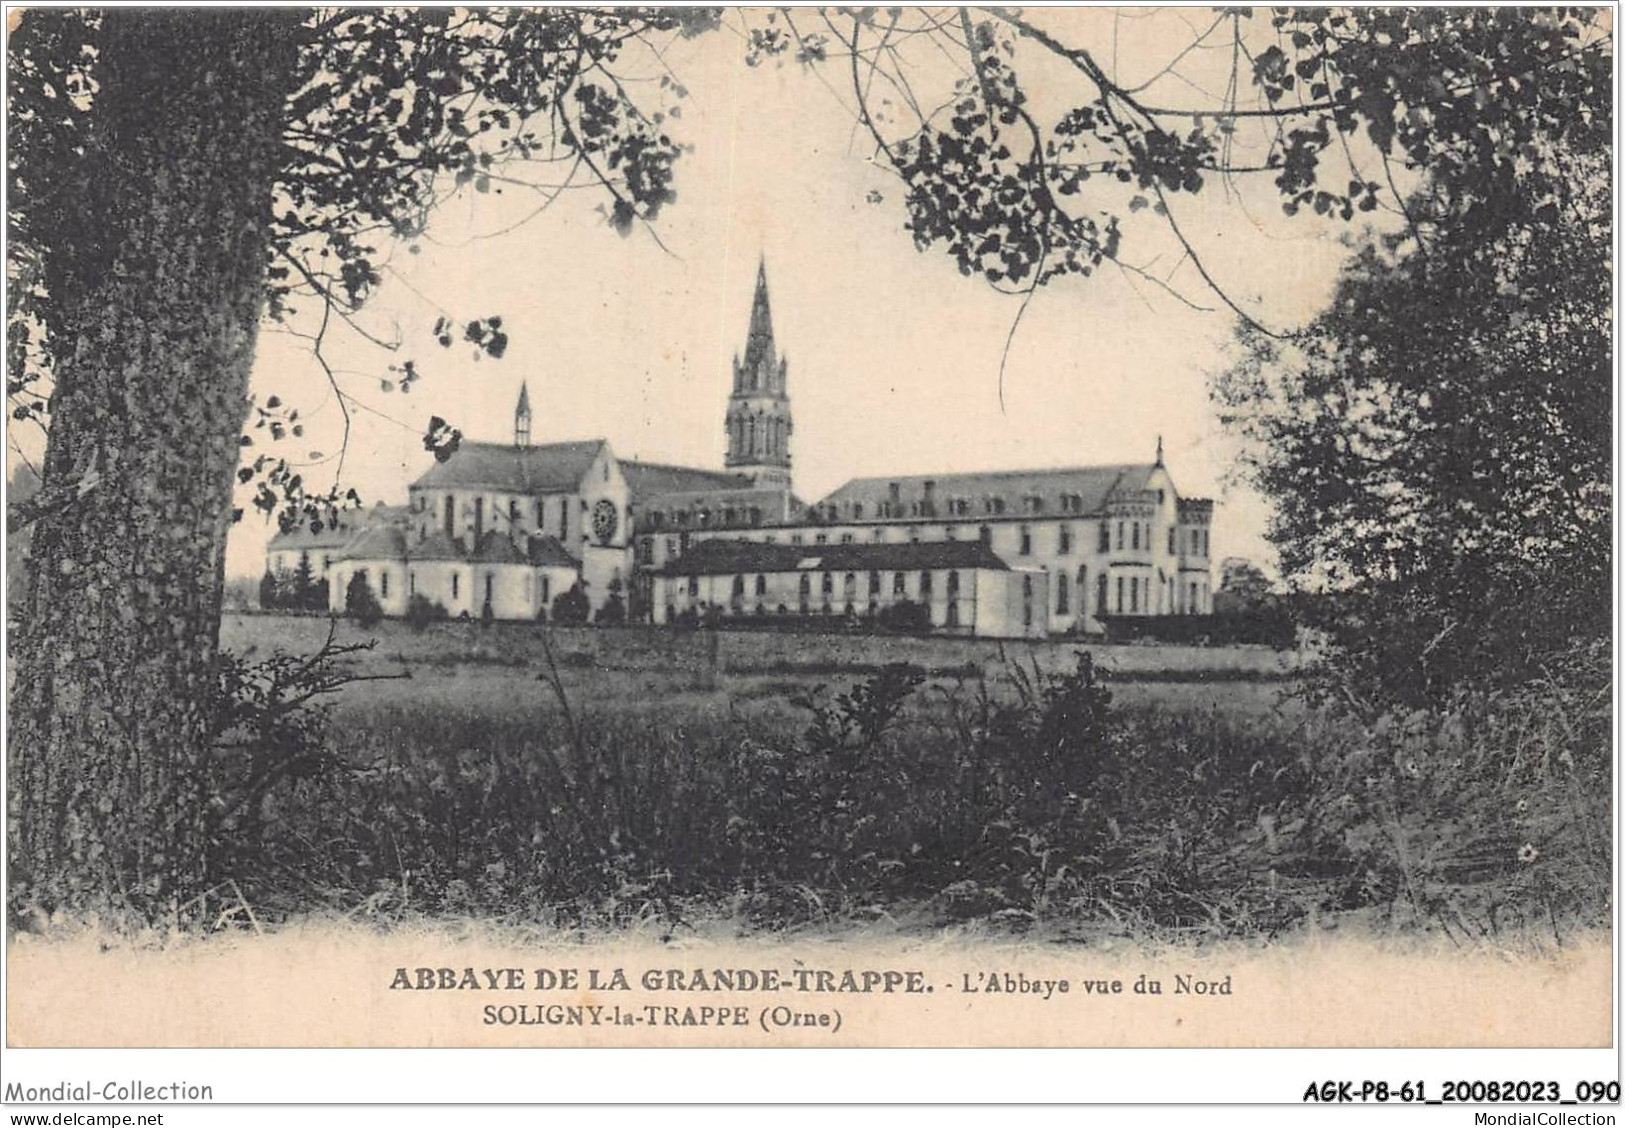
[411,439,606,494]
[633,484,802,532]
[268,502,406,551]
[620,459,752,503]
[656,538,1009,576]
[408,531,465,561]
[814,464,1159,521]
[339,526,580,571]
[471,530,528,564]
[526,534,578,569]
[341,524,407,561]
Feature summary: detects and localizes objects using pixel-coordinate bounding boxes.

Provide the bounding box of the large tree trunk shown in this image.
[9,10,302,917]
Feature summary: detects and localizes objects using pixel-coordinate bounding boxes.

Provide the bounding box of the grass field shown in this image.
[199,613,1609,949]
[220,612,1305,724]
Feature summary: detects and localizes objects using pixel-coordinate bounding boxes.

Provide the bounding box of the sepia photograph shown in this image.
[2,0,1615,1104]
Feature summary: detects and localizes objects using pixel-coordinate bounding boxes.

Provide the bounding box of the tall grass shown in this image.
[201,641,1610,944]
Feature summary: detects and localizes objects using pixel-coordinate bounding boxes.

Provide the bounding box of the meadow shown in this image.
[207,613,1610,948]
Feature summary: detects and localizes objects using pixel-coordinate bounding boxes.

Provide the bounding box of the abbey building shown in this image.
[267,260,1213,638]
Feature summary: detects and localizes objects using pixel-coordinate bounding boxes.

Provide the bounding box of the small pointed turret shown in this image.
[1155,434,1164,466]
[515,381,532,447]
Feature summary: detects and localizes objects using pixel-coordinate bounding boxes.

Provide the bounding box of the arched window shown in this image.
[868,570,881,595]
[1019,525,1032,555]
[978,524,992,547]
[920,571,935,599]
[798,574,811,610]
[1057,574,1069,614]
[821,572,834,596]
[755,574,768,596]
[893,572,906,596]
[509,498,520,530]
[946,570,959,596]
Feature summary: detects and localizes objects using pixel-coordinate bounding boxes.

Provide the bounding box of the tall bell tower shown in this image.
[723,258,792,490]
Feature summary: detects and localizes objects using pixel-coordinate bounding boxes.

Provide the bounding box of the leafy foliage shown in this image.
[1216,152,1609,706]
[7,8,713,530]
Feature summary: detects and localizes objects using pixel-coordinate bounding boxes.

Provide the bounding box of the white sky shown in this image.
[207,11,1378,579]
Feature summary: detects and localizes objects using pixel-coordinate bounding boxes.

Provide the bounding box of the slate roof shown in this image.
[341,527,580,570]
[526,535,578,569]
[633,484,803,531]
[620,459,752,503]
[404,531,464,561]
[470,530,528,565]
[656,538,1010,576]
[340,525,408,561]
[813,465,1159,522]
[268,503,407,551]
[411,439,605,493]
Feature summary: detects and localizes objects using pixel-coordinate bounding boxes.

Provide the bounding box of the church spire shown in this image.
[737,256,779,391]
[725,257,792,489]
[515,381,532,447]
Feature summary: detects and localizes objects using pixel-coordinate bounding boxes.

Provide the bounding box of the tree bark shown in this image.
[9,10,303,917]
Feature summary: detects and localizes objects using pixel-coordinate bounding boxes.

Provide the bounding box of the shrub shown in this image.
[258,569,280,611]
[303,577,330,612]
[344,572,383,627]
[595,592,626,626]
[551,584,589,625]
[406,593,445,632]
[877,599,932,635]
[1101,609,1297,649]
